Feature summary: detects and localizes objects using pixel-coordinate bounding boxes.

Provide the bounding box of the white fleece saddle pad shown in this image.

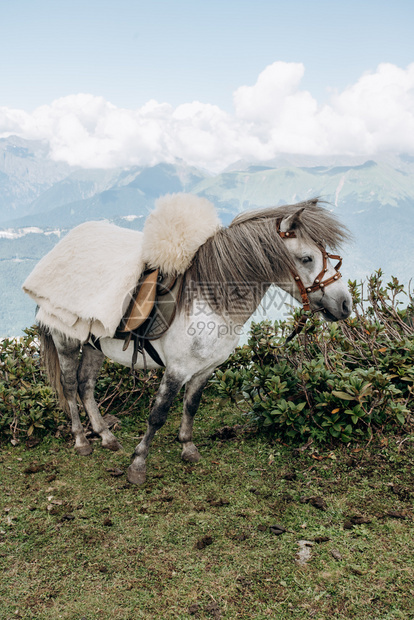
[23,221,145,342]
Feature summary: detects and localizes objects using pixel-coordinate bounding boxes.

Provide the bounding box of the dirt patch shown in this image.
[300,495,327,511]
[195,535,213,550]
[206,496,230,507]
[106,467,124,477]
[209,425,243,441]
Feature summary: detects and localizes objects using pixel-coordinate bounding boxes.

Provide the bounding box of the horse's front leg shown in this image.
[127,371,184,485]
[179,370,212,463]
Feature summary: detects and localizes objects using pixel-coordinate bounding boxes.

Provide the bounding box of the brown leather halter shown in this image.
[276,219,343,340]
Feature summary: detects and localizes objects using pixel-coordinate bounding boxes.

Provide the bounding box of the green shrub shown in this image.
[93,360,162,421]
[213,271,414,443]
[0,327,66,442]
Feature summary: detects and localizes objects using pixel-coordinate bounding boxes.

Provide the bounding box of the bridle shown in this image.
[276,219,343,341]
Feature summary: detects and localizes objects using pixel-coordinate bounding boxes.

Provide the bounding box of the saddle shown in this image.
[113,269,183,368]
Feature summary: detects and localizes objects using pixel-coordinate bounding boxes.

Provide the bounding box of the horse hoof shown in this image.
[75,444,93,456]
[181,446,201,463]
[127,465,146,485]
[103,439,123,452]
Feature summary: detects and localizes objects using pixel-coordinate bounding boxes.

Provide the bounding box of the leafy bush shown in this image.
[0,327,66,442]
[93,361,162,421]
[213,272,414,443]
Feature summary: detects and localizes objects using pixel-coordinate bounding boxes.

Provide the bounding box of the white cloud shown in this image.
[233,61,309,122]
[323,63,414,154]
[1,61,414,171]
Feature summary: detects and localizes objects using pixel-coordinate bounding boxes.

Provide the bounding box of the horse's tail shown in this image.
[39,327,69,413]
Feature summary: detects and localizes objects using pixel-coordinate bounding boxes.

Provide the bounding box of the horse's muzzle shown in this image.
[318,295,352,322]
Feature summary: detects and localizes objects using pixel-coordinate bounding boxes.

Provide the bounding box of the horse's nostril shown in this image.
[342,299,350,315]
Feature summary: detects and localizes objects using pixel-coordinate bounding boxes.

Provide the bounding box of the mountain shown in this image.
[2,160,208,229]
[194,159,414,213]
[25,168,128,219]
[0,136,413,336]
[0,136,79,223]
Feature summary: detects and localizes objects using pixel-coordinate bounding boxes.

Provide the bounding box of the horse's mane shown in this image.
[181,198,350,315]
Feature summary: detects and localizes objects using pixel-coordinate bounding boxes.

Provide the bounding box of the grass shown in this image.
[1,392,414,619]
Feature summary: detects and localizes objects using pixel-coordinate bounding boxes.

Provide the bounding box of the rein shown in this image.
[275,219,343,342]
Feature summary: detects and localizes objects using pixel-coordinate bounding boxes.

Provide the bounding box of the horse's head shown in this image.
[278,208,352,321]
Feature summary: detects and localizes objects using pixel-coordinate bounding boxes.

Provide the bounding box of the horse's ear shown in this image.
[280,207,305,232]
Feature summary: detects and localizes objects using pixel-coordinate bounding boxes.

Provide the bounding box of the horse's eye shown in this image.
[301,256,313,264]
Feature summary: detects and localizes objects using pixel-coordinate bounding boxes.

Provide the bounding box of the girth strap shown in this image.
[130,334,165,369]
[88,333,165,368]
[144,340,165,367]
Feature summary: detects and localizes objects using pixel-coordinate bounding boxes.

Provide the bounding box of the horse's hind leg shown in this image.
[179,370,211,463]
[127,371,185,485]
[77,344,123,452]
[53,333,92,456]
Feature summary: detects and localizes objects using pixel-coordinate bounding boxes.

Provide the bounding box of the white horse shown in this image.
[39,198,352,484]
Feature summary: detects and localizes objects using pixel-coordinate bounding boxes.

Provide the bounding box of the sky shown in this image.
[1,0,414,171]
